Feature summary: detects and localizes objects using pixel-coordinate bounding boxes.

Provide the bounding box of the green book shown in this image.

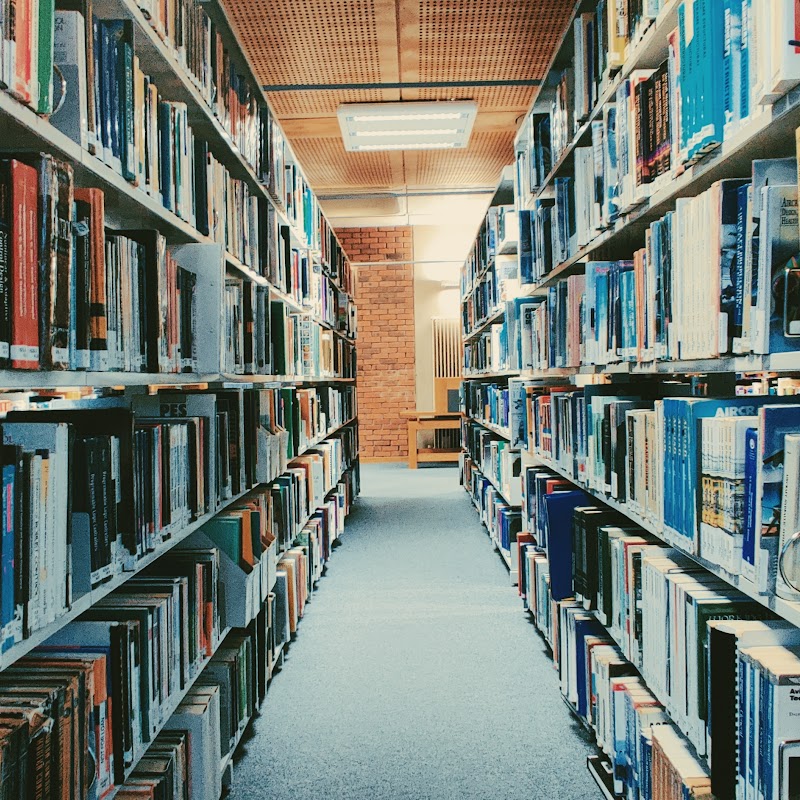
[37,0,55,114]
[201,517,243,567]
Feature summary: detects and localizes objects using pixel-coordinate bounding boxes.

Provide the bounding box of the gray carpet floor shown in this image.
[230,463,600,800]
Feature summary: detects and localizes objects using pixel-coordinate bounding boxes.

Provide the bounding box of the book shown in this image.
[6,160,39,369]
[51,10,89,150]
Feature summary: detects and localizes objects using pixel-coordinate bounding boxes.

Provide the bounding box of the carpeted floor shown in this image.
[230,463,600,800]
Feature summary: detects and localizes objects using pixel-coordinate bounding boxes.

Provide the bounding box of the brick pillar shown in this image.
[336,227,416,461]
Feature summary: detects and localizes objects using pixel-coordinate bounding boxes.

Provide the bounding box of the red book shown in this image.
[10,0,34,106]
[515,532,536,598]
[9,160,39,369]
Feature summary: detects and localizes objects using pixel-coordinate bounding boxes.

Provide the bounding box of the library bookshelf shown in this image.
[462,2,800,798]
[0,0,359,796]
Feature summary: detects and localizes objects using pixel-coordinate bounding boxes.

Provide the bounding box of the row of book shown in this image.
[0,387,357,645]
[463,323,508,376]
[223,291,357,379]
[516,464,800,800]
[517,1,800,286]
[460,205,518,297]
[0,158,203,373]
[0,446,360,800]
[515,155,800,369]
[462,381,511,433]
[517,383,800,604]
[462,458,521,558]
[0,149,357,378]
[462,424,522,508]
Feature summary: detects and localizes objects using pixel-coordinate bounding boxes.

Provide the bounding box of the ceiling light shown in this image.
[352,112,465,123]
[353,128,461,138]
[338,101,477,152]
[356,143,458,151]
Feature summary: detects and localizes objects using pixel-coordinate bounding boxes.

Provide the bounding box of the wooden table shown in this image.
[400,411,463,469]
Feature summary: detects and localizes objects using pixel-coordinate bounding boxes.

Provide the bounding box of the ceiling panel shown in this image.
[290,138,405,191]
[399,85,536,113]
[403,131,517,190]
[267,89,401,120]
[222,0,576,195]
[225,0,400,86]
[399,0,573,84]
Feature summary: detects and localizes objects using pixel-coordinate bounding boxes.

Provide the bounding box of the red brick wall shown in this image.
[336,227,416,462]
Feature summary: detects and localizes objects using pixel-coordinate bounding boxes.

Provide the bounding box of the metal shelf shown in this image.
[463,306,506,343]
[466,417,512,442]
[463,370,521,381]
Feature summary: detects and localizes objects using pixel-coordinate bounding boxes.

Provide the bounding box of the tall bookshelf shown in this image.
[0,0,359,797]
[463,2,800,798]
[460,168,524,579]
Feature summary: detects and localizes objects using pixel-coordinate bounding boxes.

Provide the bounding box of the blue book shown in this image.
[594,263,612,363]
[692,0,725,160]
[519,210,533,284]
[678,2,693,159]
[0,458,15,636]
[544,489,590,601]
[573,615,606,718]
[620,263,637,360]
[722,0,743,130]
[100,21,123,170]
[742,421,771,575]
[739,0,751,122]
[603,105,619,224]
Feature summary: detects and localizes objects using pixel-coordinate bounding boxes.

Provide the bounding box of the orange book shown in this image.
[9,160,39,369]
[10,0,34,105]
[238,509,256,569]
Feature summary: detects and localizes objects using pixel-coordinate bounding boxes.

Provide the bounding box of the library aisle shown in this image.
[231,464,599,800]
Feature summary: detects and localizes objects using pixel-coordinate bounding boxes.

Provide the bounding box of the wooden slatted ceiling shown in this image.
[222,0,576,192]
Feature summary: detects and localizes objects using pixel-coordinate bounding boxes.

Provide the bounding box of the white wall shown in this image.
[412,223,475,410]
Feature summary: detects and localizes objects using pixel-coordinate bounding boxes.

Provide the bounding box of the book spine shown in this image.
[120,34,135,182]
[10,0,32,105]
[0,160,11,366]
[51,159,74,368]
[1,462,14,631]
[36,0,53,114]
[10,160,39,369]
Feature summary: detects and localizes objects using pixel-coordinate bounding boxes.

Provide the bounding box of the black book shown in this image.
[193,140,209,237]
[178,267,197,373]
[72,196,92,369]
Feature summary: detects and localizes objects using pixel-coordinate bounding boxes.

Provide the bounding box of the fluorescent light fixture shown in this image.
[338,101,477,152]
[353,129,461,138]
[356,143,458,151]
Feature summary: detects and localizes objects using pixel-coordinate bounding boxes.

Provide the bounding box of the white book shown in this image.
[776,433,800,600]
[51,11,89,150]
[763,0,800,103]
[753,185,799,354]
